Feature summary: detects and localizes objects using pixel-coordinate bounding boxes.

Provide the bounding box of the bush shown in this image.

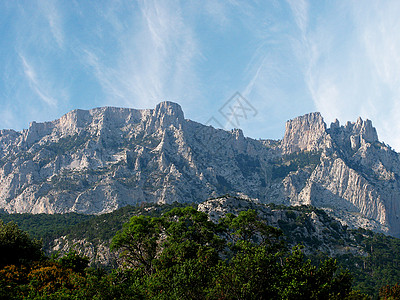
[0,220,43,268]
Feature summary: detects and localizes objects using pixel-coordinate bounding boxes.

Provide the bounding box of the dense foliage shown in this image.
[335,229,400,297]
[2,203,400,298]
[0,213,93,243]
[0,202,186,244]
[0,221,43,269]
[109,208,361,299]
[0,207,368,299]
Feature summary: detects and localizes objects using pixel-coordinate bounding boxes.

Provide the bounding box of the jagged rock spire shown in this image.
[328,116,378,150]
[281,112,328,154]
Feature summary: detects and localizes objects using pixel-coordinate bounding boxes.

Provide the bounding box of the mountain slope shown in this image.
[1,102,400,236]
[0,102,274,214]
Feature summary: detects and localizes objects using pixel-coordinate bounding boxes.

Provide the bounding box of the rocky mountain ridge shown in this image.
[1,101,400,236]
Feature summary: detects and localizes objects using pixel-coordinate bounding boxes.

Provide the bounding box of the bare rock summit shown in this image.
[1,102,400,237]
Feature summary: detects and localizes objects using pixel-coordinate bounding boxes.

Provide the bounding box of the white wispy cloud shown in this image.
[237,1,316,139]
[19,54,58,107]
[40,0,65,49]
[203,1,231,29]
[286,0,400,150]
[287,0,308,35]
[243,54,268,98]
[78,0,202,110]
[0,0,71,130]
[0,105,19,130]
[355,1,400,149]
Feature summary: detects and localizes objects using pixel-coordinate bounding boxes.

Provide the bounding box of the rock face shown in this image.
[198,196,365,257]
[1,102,400,237]
[281,112,329,154]
[0,102,271,215]
[276,115,400,236]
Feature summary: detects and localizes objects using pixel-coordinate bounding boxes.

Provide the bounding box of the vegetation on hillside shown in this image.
[0,202,187,244]
[0,208,367,299]
[271,150,321,180]
[0,213,93,243]
[2,202,400,298]
[337,229,400,297]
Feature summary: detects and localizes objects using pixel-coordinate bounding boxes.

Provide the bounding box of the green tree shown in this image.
[210,241,281,299]
[221,209,284,252]
[211,244,355,300]
[111,215,162,275]
[110,207,364,299]
[111,207,223,299]
[279,247,353,299]
[0,220,43,269]
[157,207,223,268]
[58,249,90,274]
[148,207,222,299]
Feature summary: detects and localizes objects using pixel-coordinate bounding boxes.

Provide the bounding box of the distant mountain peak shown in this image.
[1,102,400,237]
[154,101,184,116]
[152,101,184,128]
[328,116,378,150]
[281,112,328,154]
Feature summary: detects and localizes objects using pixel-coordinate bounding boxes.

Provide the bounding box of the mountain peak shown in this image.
[328,116,378,150]
[154,101,184,118]
[281,112,328,154]
[151,101,185,128]
[355,118,378,143]
[2,104,400,237]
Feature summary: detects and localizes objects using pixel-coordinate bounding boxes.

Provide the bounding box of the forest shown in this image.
[1,205,400,299]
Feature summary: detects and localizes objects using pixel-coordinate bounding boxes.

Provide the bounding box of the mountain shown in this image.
[1,101,400,236]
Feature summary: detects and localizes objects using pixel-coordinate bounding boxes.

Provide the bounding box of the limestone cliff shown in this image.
[1,102,400,237]
[0,102,271,215]
[279,115,400,236]
[281,112,330,154]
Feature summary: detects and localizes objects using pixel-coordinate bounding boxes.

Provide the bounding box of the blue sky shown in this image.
[2,1,400,150]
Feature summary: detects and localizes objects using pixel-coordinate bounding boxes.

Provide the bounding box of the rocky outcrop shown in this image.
[275,113,400,236]
[281,112,330,154]
[49,236,118,267]
[45,197,366,266]
[0,102,273,215]
[1,102,400,237]
[328,117,378,151]
[198,196,365,256]
[281,116,400,236]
